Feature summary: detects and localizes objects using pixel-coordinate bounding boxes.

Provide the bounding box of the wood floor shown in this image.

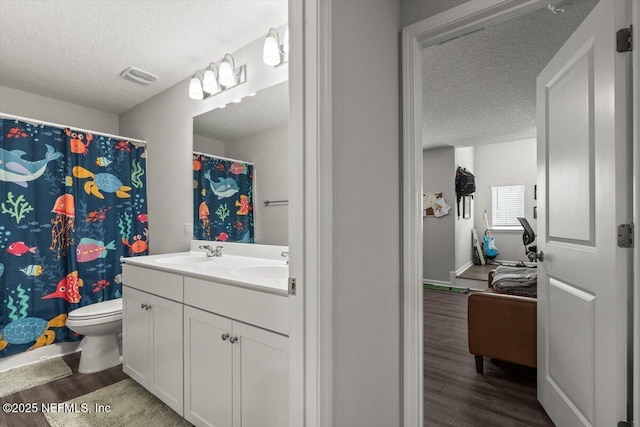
[0,353,128,427]
[456,263,499,281]
[424,289,554,426]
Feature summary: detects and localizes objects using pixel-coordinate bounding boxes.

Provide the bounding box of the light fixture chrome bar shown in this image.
[203,65,246,100]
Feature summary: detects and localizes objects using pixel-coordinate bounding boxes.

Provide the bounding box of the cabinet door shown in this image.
[184,306,233,427]
[150,295,184,416]
[122,286,150,387]
[233,322,288,427]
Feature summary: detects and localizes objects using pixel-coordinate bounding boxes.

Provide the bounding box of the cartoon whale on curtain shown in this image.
[0,145,63,188]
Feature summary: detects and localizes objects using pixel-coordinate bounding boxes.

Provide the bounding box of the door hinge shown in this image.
[288,277,296,296]
[616,25,632,52]
[618,421,632,427]
[617,223,633,248]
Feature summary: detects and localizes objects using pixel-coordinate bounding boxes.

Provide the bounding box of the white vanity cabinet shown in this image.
[122,265,184,416]
[121,251,290,427]
[184,306,288,427]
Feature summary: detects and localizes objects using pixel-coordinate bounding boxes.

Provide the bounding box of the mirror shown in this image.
[193,81,289,246]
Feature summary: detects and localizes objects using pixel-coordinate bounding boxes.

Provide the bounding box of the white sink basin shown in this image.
[155,255,212,265]
[230,265,288,282]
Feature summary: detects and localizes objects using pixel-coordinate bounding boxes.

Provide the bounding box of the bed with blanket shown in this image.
[491,265,537,297]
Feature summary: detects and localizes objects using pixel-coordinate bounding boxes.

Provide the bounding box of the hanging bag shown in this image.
[455,167,476,218]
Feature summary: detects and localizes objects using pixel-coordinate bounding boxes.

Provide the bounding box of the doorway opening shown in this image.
[401,0,634,425]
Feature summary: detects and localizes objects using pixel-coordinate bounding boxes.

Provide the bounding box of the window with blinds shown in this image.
[491,185,525,227]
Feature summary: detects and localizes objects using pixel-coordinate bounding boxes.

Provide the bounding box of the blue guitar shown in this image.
[483,210,499,259]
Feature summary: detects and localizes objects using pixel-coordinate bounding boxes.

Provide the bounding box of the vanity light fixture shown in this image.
[219,54,244,87]
[202,63,220,94]
[263,28,285,66]
[188,54,246,100]
[188,72,204,100]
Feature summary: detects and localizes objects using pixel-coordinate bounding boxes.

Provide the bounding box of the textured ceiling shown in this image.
[0,0,287,114]
[422,0,598,148]
[193,81,288,142]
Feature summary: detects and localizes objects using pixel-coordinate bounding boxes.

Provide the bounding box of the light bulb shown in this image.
[263,31,281,66]
[283,27,289,57]
[219,56,237,87]
[202,66,219,94]
[188,74,203,100]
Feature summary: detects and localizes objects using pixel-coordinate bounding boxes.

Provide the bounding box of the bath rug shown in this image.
[44,378,192,427]
[0,357,72,398]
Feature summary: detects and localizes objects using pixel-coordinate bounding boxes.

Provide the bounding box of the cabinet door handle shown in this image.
[221,333,230,341]
[229,336,238,344]
[140,303,145,309]
[146,304,152,310]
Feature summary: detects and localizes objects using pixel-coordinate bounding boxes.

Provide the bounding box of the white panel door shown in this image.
[122,286,150,388]
[536,0,632,426]
[150,295,184,416]
[233,321,288,427]
[184,306,233,427]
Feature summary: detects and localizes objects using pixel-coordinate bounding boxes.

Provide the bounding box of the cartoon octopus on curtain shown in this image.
[0,119,147,358]
[193,153,254,243]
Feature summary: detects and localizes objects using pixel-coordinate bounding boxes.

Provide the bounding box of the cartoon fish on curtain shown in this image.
[193,154,254,243]
[0,119,148,359]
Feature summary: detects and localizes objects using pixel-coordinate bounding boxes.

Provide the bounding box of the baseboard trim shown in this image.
[0,342,81,373]
[423,279,450,286]
[455,261,473,275]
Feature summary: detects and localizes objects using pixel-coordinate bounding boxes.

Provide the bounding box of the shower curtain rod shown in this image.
[192,151,255,165]
[0,112,147,145]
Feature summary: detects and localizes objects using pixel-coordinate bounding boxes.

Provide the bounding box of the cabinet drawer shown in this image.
[184,277,288,336]
[122,264,183,302]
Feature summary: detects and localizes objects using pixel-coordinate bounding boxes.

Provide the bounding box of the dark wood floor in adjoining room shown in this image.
[0,352,128,427]
[424,289,554,427]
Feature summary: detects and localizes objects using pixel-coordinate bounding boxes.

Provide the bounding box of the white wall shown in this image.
[454,146,474,271]
[226,126,288,246]
[330,0,400,425]
[473,138,537,261]
[422,147,455,282]
[0,85,118,134]
[119,34,287,254]
[193,134,225,157]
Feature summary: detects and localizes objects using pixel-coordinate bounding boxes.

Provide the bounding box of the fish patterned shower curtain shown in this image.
[193,153,254,243]
[0,118,147,359]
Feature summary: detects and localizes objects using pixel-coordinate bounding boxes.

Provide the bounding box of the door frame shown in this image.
[400,0,639,424]
[290,1,334,426]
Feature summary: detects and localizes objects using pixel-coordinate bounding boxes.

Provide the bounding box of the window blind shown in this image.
[491,185,524,227]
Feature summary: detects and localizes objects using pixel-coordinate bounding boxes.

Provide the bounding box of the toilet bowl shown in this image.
[66,298,122,374]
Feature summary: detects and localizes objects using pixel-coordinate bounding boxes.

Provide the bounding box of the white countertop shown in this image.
[121,251,289,296]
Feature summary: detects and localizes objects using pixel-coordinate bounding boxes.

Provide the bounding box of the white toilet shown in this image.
[66,298,123,374]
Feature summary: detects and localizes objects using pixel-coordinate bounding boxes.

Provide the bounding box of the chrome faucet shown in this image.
[281,251,289,264]
[199,244,223,257]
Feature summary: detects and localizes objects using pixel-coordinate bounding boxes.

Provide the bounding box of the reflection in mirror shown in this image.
[193,81,288,246]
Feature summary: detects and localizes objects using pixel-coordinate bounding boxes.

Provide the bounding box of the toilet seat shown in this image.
[68,298,122,322]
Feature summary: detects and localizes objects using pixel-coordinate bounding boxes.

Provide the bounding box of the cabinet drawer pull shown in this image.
[229,336,238,344]
[221,333,230,341]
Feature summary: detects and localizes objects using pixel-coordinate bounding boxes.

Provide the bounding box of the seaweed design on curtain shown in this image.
[193,154,254,243]
[0,119,147,358]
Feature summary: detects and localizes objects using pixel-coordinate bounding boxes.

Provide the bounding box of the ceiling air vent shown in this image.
[119,67,158,86]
